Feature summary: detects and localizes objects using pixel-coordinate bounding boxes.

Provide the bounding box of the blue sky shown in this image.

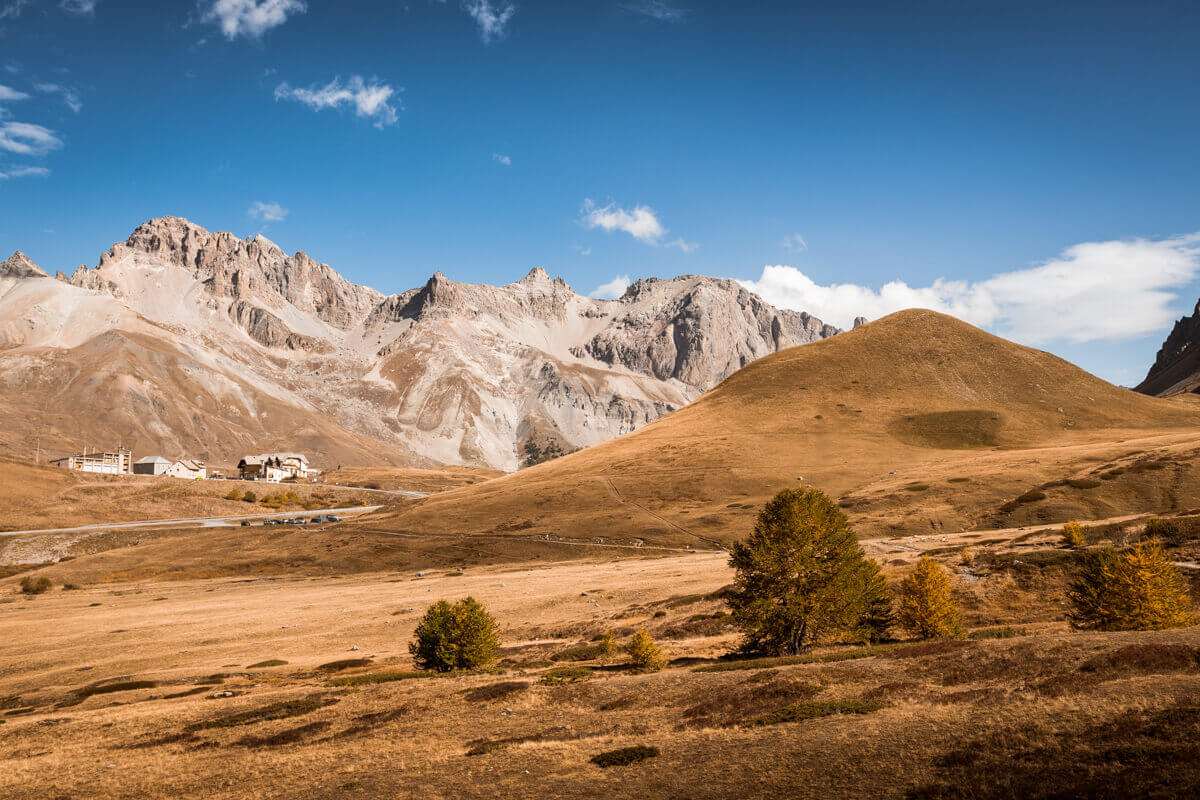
[1,0,1199,385]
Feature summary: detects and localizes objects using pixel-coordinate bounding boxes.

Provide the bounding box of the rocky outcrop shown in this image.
[576,275,840,390]
[5,217,843,470]
[0,251,47,279]
[1137,300,1200,396]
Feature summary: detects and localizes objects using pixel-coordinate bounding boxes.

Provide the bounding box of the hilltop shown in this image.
[367,310,1200,545]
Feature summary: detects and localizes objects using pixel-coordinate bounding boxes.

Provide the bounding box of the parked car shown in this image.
[310,515,325,523]
[264,519,280,526]
[325,514,340,522]
[240,520,252,527]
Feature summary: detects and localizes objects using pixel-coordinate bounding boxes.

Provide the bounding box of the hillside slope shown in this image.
[367,310,1200,543]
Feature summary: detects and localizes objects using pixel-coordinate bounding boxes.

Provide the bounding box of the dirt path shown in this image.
[0,505,383,537]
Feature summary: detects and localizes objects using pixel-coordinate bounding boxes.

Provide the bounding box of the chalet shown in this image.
[132,455,172,476]
[237,453,311,482]
[165,459,206,480]
[50,447,132,475]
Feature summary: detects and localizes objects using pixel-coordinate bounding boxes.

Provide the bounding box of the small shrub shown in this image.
[947,477,970,484]
[591,745,660,768]
[246,659,288,669]
[410,597,499,672]
[242,491,257,503]
[1145,517,1200,548]
[328,670,432,687]
[76,680,158,698]
[904,483,930,492]
[540,666,593,685]
[745,698,885,726]
[1067,478,1102,489]
[1068,541,1194,631]
[959,549,973,566]
[225,489,244,502]
[897,558,961,640]
[463,681,530,702]
[1061,521,1086,549]
[1101,469,1126,480]
[598,630,617,659]
[61,582,81,591]
[652,610,667,618]
[19,576,52,595]
[626,630,667,672]
[1015,490,1046,504]
[967,626,1026,640]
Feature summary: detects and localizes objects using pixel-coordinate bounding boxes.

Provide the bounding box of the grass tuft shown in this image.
[591,745,660,768]
[746,699,885,726]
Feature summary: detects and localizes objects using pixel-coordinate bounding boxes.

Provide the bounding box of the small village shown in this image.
[48,447,317,483]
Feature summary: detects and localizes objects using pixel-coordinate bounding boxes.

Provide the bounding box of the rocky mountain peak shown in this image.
[0,250,47,279]
[1136,299,1200,396]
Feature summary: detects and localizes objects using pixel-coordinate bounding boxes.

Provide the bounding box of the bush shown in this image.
[1015,490,1046,504]
[897,558,961,639]
[1144,517,1200,548]
[626,630,667,672]
[726,488,893,654]
[591,745,659,768]
[409,597,499,672]
[19,576,52,595]
[745,698,885,726]
[225,488,244,501]
[1067,541,1194,631]
[242,491,257,503]
[598,630,617,659]
[1067,478,1102,489]
[1061,521,1086,549]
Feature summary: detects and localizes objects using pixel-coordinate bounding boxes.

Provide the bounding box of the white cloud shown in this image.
[0,0,30,20]
[0,83,28,101]
[580,199,666,243]
[780,233,807,251]
[200,0,305,40]
[590,274,631,300]
[462,0,515,43]
[274,75,401,128]
[59,0,95,14]
[573,244,592,256]
[0,164,48,178]
[666,237,697,253]
[248,201,288,222]
[740,233,1200,345]
[0,121,62,156]
[623,1,685,22]
[492,152,511,166]
[33,82,81,112]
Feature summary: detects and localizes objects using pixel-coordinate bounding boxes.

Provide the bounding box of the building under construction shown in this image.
[50,447,133,475]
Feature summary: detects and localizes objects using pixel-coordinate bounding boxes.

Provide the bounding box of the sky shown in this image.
[1,0,1199,385]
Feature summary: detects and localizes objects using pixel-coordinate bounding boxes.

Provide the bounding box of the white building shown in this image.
[132,455,172,476]
[51,447,132,475]
[164,459,206,480]
[237,453,311,482]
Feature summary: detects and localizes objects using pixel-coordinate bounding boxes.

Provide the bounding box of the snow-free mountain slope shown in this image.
[0,218,838,468]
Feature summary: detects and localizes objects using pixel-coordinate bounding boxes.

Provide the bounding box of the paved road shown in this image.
[0,505,384,537]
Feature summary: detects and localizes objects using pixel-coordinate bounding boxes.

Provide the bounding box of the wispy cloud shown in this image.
[0,164,48,178]
[462,0,514,43]
[248,201,288,222]
[780,233,807,251]
[573,244,592,256]
[741,233,1200,346]
[200,0,306,40]
[666,238,697,253]
[0,121,62,156]
[0,0,30,21]
[590,274,631,300]
[0,82,28,101]
[33,82,81,112]
[274,75,401,128]
[492,152,511,166]
[59,0,96,15]
[623,1,685,22]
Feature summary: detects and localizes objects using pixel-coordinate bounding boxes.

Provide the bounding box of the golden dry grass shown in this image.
[1,546,1199,799]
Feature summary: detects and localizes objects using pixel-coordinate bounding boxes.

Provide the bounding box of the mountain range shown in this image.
[0,217,838,469]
